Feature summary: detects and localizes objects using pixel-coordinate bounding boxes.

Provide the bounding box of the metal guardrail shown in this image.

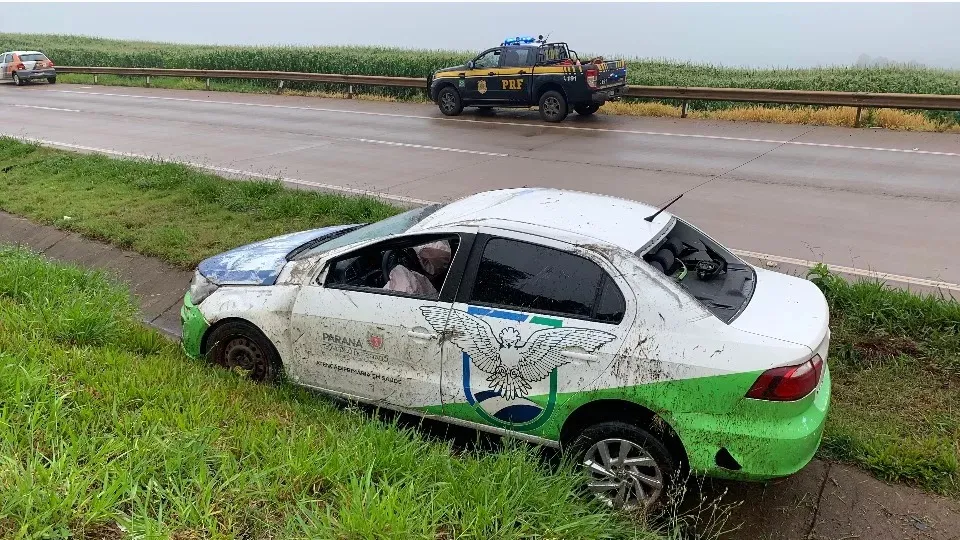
[57,66,960,119]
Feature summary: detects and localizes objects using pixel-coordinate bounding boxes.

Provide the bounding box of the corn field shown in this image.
[4,33,960,123]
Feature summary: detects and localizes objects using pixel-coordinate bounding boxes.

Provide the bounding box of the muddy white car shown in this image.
[181,188,831,508]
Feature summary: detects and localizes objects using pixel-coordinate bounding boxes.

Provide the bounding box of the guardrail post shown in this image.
[205,78,210,90]
[277,80,284,94]
[680,100,688,118]
[93,74,98,85]
[854,106,863,128]
[145,75,151,88]
[347,85,354,99]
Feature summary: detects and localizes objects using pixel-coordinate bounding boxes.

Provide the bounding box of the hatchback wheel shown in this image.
[437,86,463,116]
[572,421,675,510]
[47,76,57,84]
[205,320,281,382]
[12,73,22,86]
[539,90,568,123]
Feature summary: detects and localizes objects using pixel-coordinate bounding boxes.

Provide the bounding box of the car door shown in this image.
[499,47,535,104]
[463,48,507,103]
[288,232,474,411]
[0,54,10,80]
[426,230,634,436]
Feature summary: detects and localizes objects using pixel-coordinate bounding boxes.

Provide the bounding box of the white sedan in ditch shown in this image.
[180,188,831,508]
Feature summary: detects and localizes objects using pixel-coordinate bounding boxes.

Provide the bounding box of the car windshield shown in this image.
[19,54,48,62]
[638,218,756,323]
[290,204,444,260]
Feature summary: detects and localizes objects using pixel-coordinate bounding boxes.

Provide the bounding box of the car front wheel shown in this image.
[571,421,675,510]
[539,90,568,123]
[205,320,281,382]
[437,86,463,116]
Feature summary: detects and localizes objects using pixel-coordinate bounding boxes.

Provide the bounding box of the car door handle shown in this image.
[407,330,437,340]
[518,70,527,74]
[488,71,496,76]
[561,350,599,362]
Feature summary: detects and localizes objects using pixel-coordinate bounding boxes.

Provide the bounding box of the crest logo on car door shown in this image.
[420,306,615,431]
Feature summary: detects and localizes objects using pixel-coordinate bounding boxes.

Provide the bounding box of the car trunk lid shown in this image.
[729,267,829,354]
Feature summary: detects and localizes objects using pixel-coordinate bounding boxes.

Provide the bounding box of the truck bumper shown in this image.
[590,86,624,103]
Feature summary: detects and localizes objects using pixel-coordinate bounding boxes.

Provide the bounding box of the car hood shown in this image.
[435,64,467,74]
[197,225,357,286]
[729,267,829,354]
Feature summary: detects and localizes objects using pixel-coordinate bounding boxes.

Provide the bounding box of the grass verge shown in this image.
[1,137,957,498]
[0,246,660,539]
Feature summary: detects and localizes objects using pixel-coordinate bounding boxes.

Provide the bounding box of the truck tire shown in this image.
[575,104,599,116]
[437,86,463,116]
[539,90,568,123]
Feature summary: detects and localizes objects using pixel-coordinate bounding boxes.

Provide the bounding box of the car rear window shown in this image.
[18,54,49,62]
[639,219,755,323]
[469,238,625,324]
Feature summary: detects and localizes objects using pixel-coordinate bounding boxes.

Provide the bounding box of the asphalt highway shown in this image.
[1,83,958,288]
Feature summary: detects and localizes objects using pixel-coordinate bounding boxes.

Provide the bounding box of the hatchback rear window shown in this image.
[639,219,755,323]
[18,54,49,62]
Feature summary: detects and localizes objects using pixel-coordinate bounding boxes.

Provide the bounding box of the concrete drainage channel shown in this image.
[2,210,959,540]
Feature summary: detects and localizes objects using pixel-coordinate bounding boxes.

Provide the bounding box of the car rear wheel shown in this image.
[574,104,600,116]
[12,73,22,86]
[571,421,675,510]
[539,90,568,123]
[437,86,463,116]
[47,76,56,84]
[205,320,281,382]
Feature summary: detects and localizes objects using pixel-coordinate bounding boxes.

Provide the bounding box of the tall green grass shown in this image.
[3,32,960,121]
[0,247,662,539]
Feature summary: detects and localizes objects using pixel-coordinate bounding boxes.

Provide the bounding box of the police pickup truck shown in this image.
[428,36,627,123]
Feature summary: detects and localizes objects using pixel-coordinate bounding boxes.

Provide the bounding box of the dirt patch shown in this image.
[81,521,123,540]
[853,334,922,361]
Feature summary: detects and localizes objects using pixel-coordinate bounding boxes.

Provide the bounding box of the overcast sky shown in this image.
[3,2,959,68]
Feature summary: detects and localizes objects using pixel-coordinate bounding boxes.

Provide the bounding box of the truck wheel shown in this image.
[569,421,675,510]
[437,86,463,116]
[575,104,599,116]
[12,73,22,86]
[539,90,568,123]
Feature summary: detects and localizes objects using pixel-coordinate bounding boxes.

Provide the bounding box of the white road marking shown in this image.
[4,133,957,292]
[48,88,960,158]
[350,138,506,156]
[14,104,80,112]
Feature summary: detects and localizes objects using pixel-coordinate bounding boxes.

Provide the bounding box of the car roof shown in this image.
[7,51,44,56]
[412,188,674,253]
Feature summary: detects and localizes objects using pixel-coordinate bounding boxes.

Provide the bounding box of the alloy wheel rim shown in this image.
[544,97,561,117]
[441,92,456,112]
[583,438,664,509]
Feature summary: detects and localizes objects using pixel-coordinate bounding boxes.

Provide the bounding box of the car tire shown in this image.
[12,73,22,86]
[574,104,600,116]
[569,421,676,510]
[204,320,282,383]
[437,86,463,116]
[47,76,56,84]
[539,90,568,123]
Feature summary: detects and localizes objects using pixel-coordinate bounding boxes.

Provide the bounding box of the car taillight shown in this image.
[746,355,823,401]
[48,61,54,67]
[586,68,598,88]
[15,63,25,70]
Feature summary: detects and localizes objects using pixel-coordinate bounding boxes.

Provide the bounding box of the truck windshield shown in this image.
[637,219,756,323]
[290,204,444,260]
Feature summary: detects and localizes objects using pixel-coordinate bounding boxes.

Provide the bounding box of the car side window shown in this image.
[501,48,534,68]
[469,238,625,324]
[474,49,501,69]
[2,54,10,63]
[323,235,459,301]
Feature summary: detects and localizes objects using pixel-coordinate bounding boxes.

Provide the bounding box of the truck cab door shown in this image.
[463,48,505,103]
[500,47,536,104]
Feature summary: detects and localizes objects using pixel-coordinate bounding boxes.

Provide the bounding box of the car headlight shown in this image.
[189,270,219,305]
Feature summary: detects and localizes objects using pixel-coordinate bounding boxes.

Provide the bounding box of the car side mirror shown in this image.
[467,60,475,69]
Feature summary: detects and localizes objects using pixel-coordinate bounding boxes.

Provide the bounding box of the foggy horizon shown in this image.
[2,2,959,69]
